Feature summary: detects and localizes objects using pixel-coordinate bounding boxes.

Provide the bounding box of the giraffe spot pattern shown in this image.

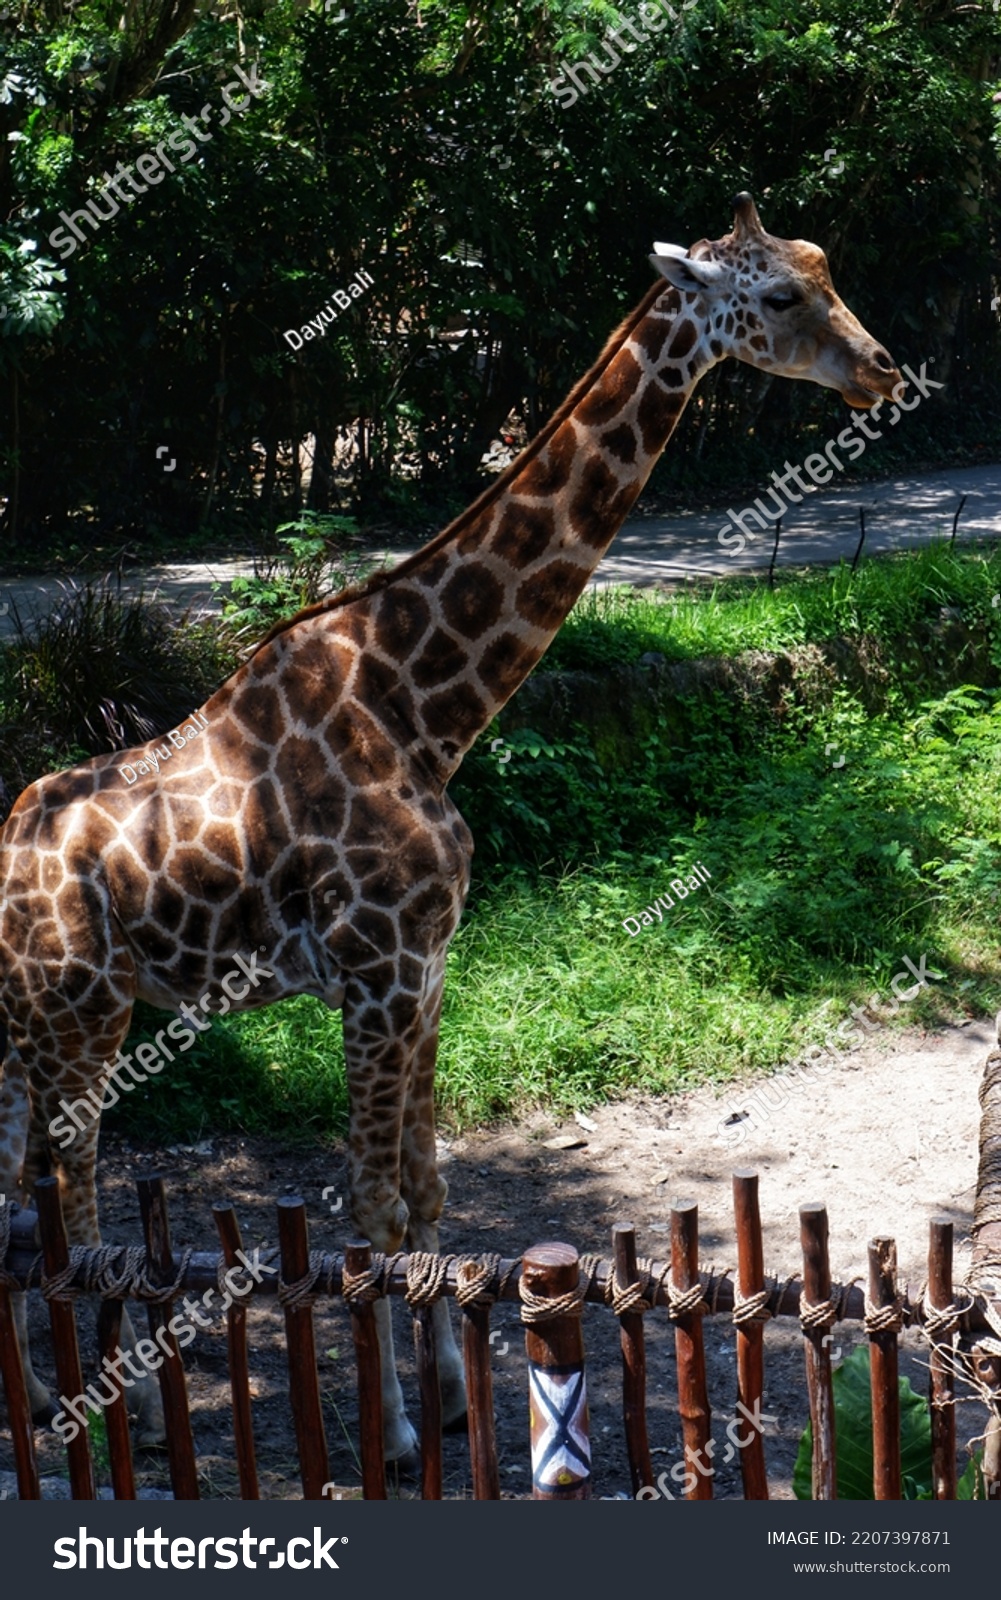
[440,563,506,638]
[575,349,642,426]
[570,455,638,548]
[515,560,589,630]
[476,631,541,700]
[373,587,432,662]
[489,500,555,566]
[513,427,576,498]
[412,627,470,690]
[668,319,698,359]
[635,382,685,456]
[599,423,637,464]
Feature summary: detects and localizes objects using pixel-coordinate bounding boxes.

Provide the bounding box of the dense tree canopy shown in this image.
[1,0,999,552]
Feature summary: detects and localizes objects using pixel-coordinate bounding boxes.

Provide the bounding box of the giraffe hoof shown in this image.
[34,1401,58,1427]
[384,1444,422,1481]
[134,1426,169,1450]
[442,1409,468,1436]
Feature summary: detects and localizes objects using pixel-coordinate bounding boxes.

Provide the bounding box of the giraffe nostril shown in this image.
[874,349,895,372]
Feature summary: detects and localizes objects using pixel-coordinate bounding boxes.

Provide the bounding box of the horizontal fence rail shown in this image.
[2,1211,995,1333]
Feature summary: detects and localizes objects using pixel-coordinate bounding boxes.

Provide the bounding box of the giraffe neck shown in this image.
[330,281,720,781]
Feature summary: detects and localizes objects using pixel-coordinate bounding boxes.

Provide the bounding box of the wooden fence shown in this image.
[0,1169,997,1501]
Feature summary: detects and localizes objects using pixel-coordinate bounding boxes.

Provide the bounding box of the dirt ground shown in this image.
[2,1014,994,1500]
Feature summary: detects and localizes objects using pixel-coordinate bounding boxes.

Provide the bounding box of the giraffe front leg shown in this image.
[349,1179,419,1469]
[397,957,465,1430]
[402,1071,466,1432]
[342,983,421,1469]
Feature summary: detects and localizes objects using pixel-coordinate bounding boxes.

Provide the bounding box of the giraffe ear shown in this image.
[650,248,728,296]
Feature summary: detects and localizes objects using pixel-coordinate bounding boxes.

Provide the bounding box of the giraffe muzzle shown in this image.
[844,345,902,409]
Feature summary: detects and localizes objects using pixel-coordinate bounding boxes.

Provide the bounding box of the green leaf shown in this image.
[956,1454,984,1499]
[793,1346,932,1499]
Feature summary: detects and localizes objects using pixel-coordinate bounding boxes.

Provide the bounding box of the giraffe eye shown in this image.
[763,289,803,311]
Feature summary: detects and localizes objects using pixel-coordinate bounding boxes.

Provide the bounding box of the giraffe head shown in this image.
[650,193,900,409]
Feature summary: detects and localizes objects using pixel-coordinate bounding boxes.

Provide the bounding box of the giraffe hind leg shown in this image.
[0,1033,55,1419]
[45,1112,167,1448]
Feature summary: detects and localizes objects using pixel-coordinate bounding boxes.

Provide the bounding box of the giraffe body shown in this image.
[0,198,901,1466]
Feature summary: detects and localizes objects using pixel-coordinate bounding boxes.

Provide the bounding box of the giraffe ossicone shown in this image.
[0,195,900,1471]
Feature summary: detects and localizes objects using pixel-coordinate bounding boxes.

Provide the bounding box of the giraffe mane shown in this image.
[253,275,668,654]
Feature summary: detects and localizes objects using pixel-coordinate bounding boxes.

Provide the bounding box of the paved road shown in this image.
[1,461,999,638]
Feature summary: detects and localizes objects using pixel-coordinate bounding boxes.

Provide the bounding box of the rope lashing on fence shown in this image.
[799,1277,861,1334]
[706,1264,733,1316]
[4,1211,1000,1335]
[454,1253,518,1309]
[665,1280,710,1319]
[39,1243,194,1304]
[340,1251,406,1307]
[732,1286,773,1324]
[603,1255,672,1317]
[404,1251,452,1308]
[519,1253,601,1324]
[863,1294,907,1336]
[279,1247,359,1309]
[918,1282,975,1342]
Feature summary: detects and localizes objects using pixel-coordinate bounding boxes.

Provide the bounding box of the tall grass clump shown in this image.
[0,577,234,810]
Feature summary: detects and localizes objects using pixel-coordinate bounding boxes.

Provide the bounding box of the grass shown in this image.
[544,542,1001,670]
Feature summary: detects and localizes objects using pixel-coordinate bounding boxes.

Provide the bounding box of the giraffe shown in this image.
[0,194,901,1469]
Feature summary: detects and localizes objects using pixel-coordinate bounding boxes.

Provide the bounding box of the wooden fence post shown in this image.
[926,1218,957,1501]
[521,1243,591,1500]
[276,1197,330,1500]
[732,1170,769,1499]
[612,1223,654,1497]
[137,1175,200,1499]
[95,1295,136,1501]
[670,1200,712,1499]
[867,1236,901,1500]
[213,1204,260,1500]
[799,1202,838,1499]
[35,1177,95,1500]
[456,1256,501,1501]
[342,1239,387,1501]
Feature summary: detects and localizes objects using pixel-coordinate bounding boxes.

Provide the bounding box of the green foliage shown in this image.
[450,724,618,867]
[793,1344,985,1501]
[84,1404,111,1482]
[1,1,999,551]
[215,513,372,643]
[956,1453,987,1500]
[104,667,1001,1137]
[109,991,351,1142]
[0,233,65,349]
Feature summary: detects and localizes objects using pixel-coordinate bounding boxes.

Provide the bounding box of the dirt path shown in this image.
[3,1015,991,1500]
